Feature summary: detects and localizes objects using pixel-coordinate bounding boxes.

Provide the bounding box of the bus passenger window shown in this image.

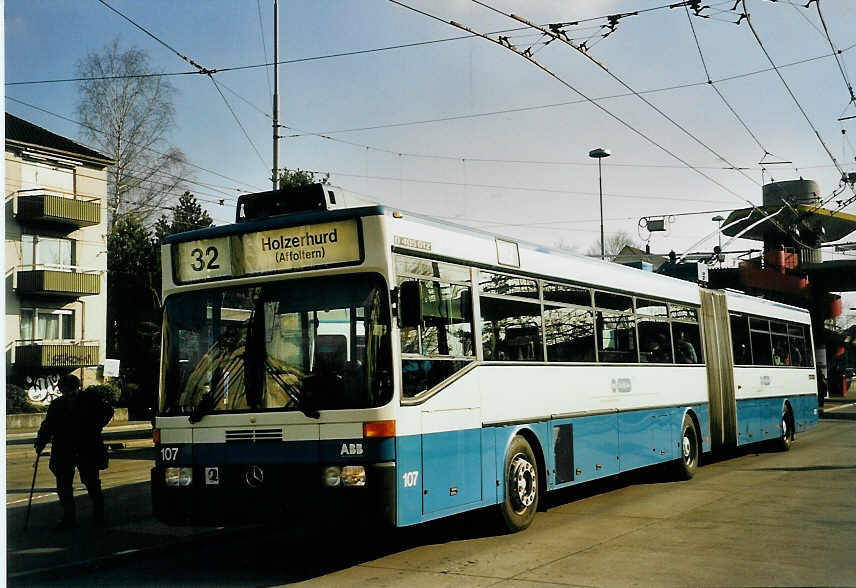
[750,329,773,366]
[730,314,751,365]
[596,311,637,363]
[770,322,789,366]
[672,323,701,364]
[788,324,809,367]
[480,297,543,361]
[544,306,595,362]
[419,281,473,357]
[402,359,471,398]
[638,320,672,363]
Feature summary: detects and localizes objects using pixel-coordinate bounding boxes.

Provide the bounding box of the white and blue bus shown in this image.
[152,184,819,530]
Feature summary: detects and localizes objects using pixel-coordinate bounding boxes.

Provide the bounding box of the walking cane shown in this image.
[23,450,42,532]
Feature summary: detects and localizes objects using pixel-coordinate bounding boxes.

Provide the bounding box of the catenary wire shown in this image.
[471,1,761,187]
[741,0,846,180]
[6,96,267,192]
[683,4,772,158]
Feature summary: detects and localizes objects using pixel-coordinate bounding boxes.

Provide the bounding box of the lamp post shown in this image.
[712,215,725,265]
[589,148,611,260]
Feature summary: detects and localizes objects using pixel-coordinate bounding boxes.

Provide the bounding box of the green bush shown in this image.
[6,384,42,414]
[83,383,123,408]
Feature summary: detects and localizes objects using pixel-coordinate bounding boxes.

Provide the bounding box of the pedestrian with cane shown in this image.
[34,374,114,530]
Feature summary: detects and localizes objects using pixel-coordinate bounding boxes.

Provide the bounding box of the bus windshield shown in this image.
[160,274,392,417]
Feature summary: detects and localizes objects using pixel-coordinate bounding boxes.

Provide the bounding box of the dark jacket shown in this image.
[36,390,115,470]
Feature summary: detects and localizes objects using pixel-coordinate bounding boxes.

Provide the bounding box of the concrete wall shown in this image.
[7,408,130,430]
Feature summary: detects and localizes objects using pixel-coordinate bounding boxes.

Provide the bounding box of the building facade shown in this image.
[5,113,113,405]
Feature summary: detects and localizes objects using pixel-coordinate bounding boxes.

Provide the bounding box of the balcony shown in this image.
[12,189,101,228]
[14,340,100,368]
[16,266,101,297]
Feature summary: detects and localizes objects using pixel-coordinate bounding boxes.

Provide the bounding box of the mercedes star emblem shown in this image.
[245,465,264,488]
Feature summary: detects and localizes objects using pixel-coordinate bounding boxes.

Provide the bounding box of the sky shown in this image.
[5,0,856,266]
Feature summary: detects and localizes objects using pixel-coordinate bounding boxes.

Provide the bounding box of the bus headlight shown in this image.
[323,466,342,487]
[341,466,366,487]
[165,467,193,487]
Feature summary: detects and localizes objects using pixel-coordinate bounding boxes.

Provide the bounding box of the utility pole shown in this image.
[272,0,279,190]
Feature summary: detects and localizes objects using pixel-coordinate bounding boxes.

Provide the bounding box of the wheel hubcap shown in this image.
[509,455,536,512]
[782,416,789,440]
[683,432,695,465]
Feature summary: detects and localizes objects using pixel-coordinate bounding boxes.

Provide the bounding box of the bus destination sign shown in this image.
[174,219,361,283]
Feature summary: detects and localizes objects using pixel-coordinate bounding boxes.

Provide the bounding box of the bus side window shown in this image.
[749,318,773,366]
[788,324,808,367]
[480,296,543,361]
[673,323,701,364]
[730,314,751,365]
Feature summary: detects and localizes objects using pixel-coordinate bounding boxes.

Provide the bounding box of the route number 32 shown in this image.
[190,246,220,271]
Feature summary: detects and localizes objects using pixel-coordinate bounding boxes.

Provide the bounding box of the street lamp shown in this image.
[589,148,611,260]
[712,215,725,265]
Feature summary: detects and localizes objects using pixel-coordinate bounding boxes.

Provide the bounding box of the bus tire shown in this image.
[499,436,539,533]
[675,415,699,480]
[776,406,794,451]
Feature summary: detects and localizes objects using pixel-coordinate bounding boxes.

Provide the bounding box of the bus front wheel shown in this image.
[499,436,539,533]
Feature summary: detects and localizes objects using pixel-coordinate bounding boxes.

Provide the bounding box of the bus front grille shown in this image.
[225,428,283,442]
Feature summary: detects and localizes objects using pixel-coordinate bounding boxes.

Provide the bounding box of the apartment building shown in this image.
[5,113,113,405]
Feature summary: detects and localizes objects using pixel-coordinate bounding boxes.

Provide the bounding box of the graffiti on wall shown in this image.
[26,373,61,405]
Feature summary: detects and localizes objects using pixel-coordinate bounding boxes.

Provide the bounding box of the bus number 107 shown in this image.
[402,471,419,487]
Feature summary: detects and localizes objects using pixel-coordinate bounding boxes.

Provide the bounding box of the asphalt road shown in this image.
[7,419,856,587]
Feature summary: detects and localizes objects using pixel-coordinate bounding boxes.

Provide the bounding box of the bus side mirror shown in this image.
[399,281,423,328]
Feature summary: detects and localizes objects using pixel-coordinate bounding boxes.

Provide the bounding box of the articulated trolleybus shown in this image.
[153,183,819,530]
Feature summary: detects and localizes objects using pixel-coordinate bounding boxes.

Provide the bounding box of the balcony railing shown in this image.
[11,189,101,228]
[14,340,100,368]
[16,265,101,297]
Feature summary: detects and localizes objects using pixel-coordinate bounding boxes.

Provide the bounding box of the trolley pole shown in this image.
[272,0,279,190]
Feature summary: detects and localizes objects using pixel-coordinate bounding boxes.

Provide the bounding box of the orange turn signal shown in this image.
[363,420,396,438]
[152,428,161,445]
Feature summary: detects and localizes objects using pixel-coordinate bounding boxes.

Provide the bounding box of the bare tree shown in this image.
[586,230,640,260]
[76,39,189,230]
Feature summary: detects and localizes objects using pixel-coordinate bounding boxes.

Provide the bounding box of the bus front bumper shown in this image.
[151,462,396,526]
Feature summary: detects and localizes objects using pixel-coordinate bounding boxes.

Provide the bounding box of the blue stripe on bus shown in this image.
[157,437,395,466]
[396,403,712,526]
[735,395,818,446]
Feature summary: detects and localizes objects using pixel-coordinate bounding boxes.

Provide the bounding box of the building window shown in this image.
[19,308,75,341]
[22,235,75,269]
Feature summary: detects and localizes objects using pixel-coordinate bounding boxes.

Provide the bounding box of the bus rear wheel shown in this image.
[499,436,539,533]
[675,416,699,480]
[776,406,794,451]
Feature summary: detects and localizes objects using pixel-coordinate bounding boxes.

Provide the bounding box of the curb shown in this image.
[819,402,856,421]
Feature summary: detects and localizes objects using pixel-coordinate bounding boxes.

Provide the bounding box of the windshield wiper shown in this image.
[266,361,319,419]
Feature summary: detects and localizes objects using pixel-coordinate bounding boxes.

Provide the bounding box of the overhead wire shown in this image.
[740,0,847,182]
[95,0,214,74]
[208,76,269,171]
[286,47,855,138]
[470,0,762,188]
[812,0,856,106]
[97,0,269,175]
[682,4,775,162]
[388,0,757,206]
[6,96,266,192]
[256,0,273,96]
[389,0,821,254]
[8,0,841,88]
